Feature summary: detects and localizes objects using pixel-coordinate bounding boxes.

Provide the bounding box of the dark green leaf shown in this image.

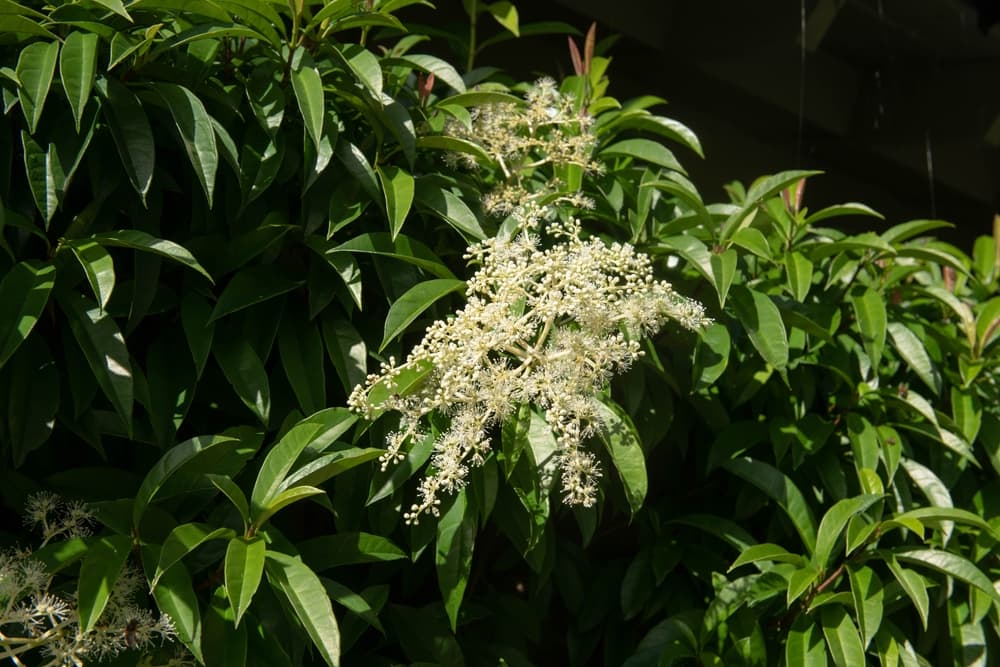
[142,544,203,663]
[225,536,266,627]
[0,261,55,367]
[850,287,886,373]
[152,523,234,590]
[300,533,407,571]
[724,457,817,552]
[380,278,465,352]
[279,316,326,415]
[59,31,97,132]
[321,316,367,394]
[728,543,805,570]
[785,616,829,667]
[67,240,115,311]
[265,551,341,667]
[848,565,884,649]
[58,290,132,430]
[291,62,324,151]
[383,54,466,93]
[151,82,219,207]
[820,605,865,667]
[593,397,648,515]
[213,337,270,425]
[730,285,789,369]
[413,180,486,240]
[210,265,302,322]
[436,490,476,631]
[96,77,154,203]
[92,229,213,282]
[15,40,58,134]
[77,534,131,633]
[377,165,415,239]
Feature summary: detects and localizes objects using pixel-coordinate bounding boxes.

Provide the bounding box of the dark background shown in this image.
[437,0,1000,247]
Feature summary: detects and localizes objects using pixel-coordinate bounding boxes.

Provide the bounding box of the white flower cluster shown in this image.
[1,494,186,667]
[349,220,710,522]
[445,78,600,229]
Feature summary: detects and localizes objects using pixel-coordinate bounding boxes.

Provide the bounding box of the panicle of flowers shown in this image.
[1,493,184,667]
[444,78,601,228]
[349,219,711,522]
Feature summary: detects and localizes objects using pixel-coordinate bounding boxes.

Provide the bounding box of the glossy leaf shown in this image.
[849,287,886,373]
[152,82,219,207]
[413,180,486,240]
[887,322,941,395]
[16,40,58,133]
[729,285,789,369]
[884,555,929,630]
[383,54,466,93]
[724,457,817,552]
[213,337,270,425]
[0,261,55,367]
[377,165,415,239]
[820,605,865,667]
[265,551,341,667]
[322,316,367,394]
[77,534,131,633]
[152,523,235,590]
[300,533,407,571]
[249,419,327,517]
[894,548,1000,603]
[600,138,685,173]
[436,490,476,631]
[279,316,326,415]
[728,543,805,571]
[380,278,465,352]
[146,550,203,663]
[225,536,266,627]
[593,397,648,515]
[291,62,324,151]
[786,616,829,666]
[133,434,239,529]
[92,229,213,282]
[67,240,115,311]
[210,265,301,322]
[59,31,97,131]
[97,77,154,203]
[59,290,132,430]
[848,565,884,649]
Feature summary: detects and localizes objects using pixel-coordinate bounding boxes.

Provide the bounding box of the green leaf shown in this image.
[786,616,829,667]
[77,534,131,633]
[820,605,866,667]
[729,285,789,369]
[318,232,456,279]
[380,278,464,352]
[58,290,132,430]
[883,555,929,630]
[848,565,884,649]
[321,316,367,394]
[181,293,214,378]
[210,265,302,322]
[893,507,995,537]
[731,227,773,259]
[786,251,814,302]
[413,180,486,240]
[299,533,407,571]
[240,125,285,205]
[279,316,326,415]
[208,473,250,525]
[90,0,131,19]
[254,485,324,526]
[593,397,648,515]
[436,490,476,631]
[59,32,97,132]
[486,1,519,35]
[225,536,266,627]
[434,91,522,108]
[900,458,953,544]
[280,448,382,491]
[692,322,730,390]
[250,419,328,518]
[367,430,435,505]
[213,337,270,425]
[331,44,382,100]
[291,61,324,152]
[67,240,115,311]
[600,138,685,173]
[879,219,953,245]
[0,261,55,368]
[894,548,1000,603]
[415,135,492,164]
[728,543,805,571]
[335,139,381,203]
[143,546,203,663]
[6,337,59,466]
[383,54,466,93]
[151,82,219,207]
[20,131,58,224]
[16,40,58,134]
[887,322,941,395]
[152,523,234,591]
[805,202,884,227]
[377,165,415,239]
[133,434,239,529]
[265,551,341,667]
[850,286,887,373]
[96,77,154,203]
[90,230,213,282]
[724,457,817,552]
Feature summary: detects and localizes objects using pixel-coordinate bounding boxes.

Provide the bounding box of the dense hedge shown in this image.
[0,2,997,666]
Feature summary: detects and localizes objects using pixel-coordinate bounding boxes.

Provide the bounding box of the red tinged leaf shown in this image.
[567,36,583,76]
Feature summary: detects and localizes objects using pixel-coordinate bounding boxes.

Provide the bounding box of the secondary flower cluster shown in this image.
[349,220,710,522]
[1,494,186,666]
[446,77,600,229]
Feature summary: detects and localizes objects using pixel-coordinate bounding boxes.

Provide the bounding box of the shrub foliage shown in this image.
[0,1,997,666]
